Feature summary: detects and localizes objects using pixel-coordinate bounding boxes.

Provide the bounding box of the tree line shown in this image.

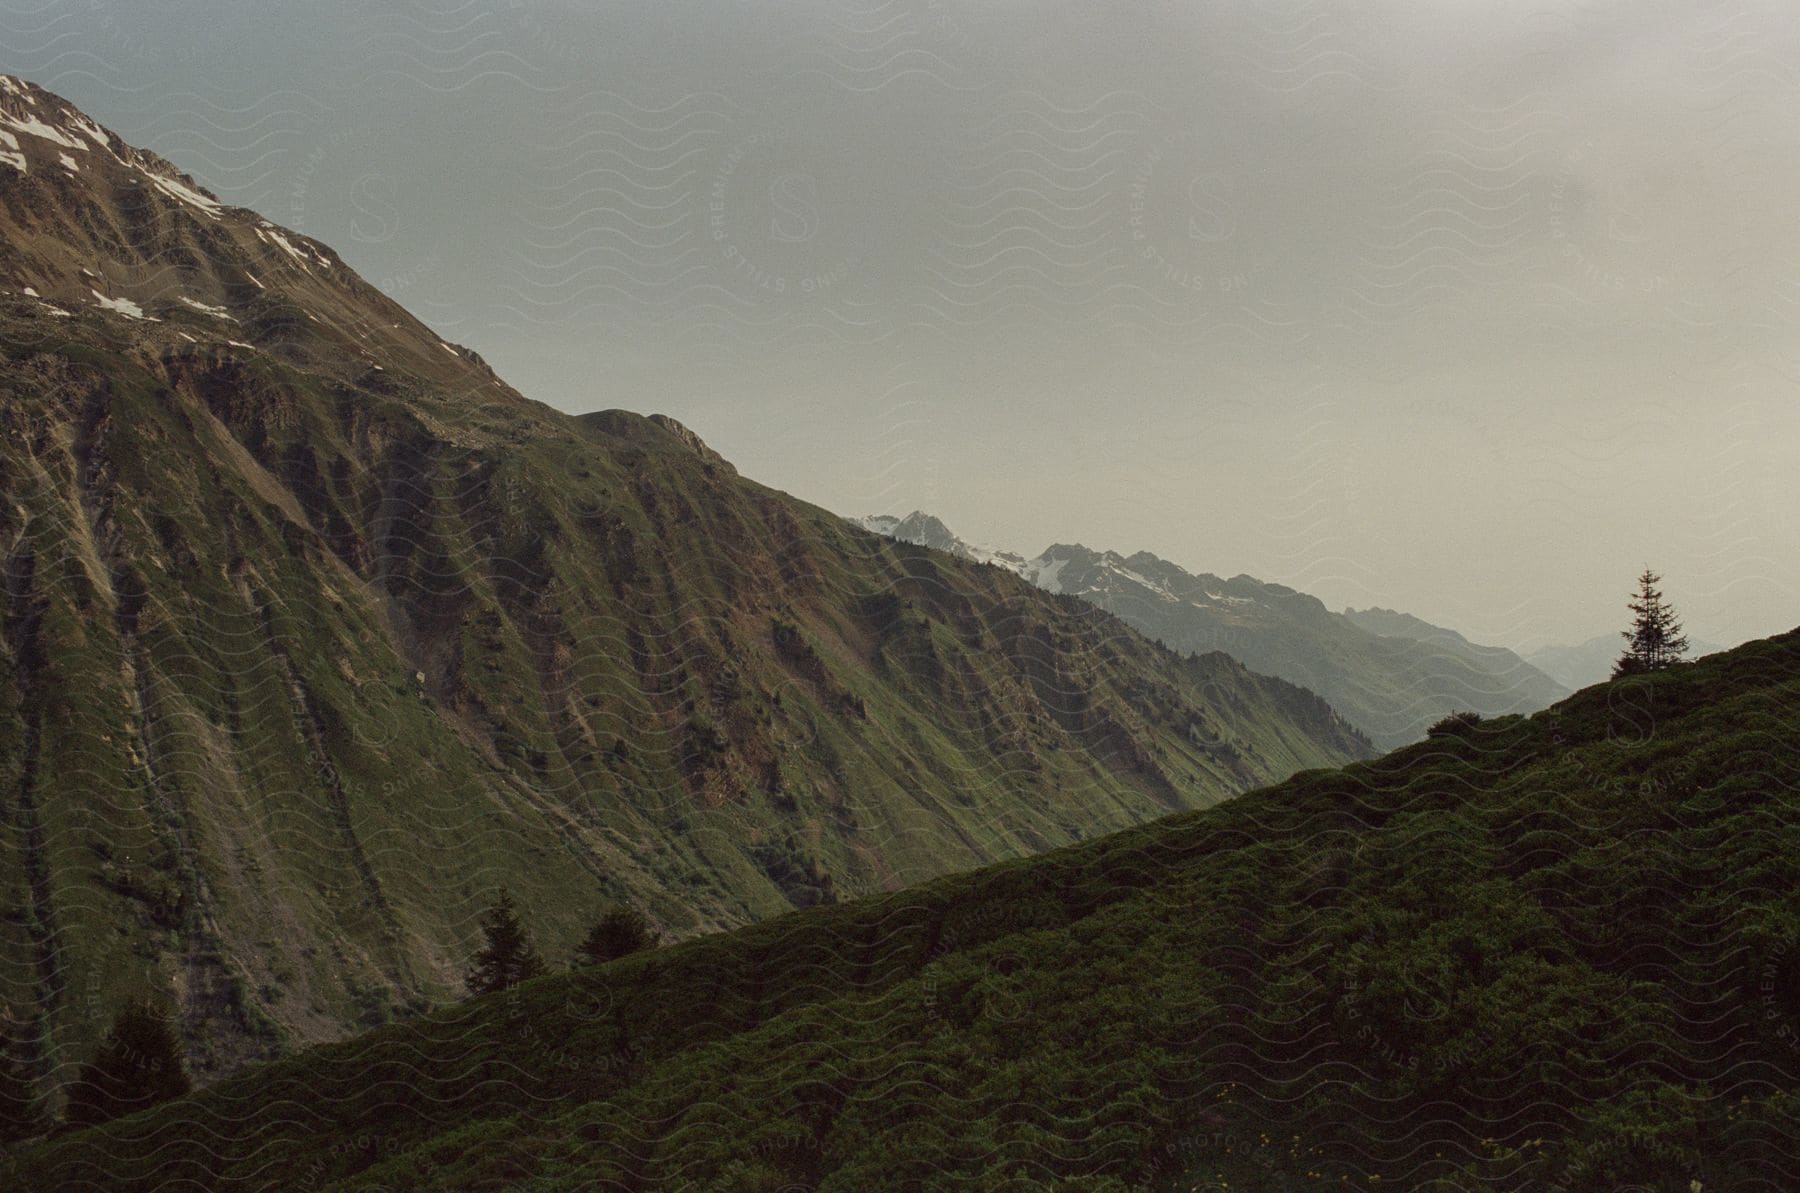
[464,892,659,996]
[0,898,658,1143]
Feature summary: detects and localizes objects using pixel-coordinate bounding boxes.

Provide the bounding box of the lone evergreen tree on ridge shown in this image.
[464,889,545,997]
[1614,567,1689,677]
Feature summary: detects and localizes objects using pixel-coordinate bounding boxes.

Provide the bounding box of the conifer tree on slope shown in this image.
[464,889,546,996]
[1614,567,1689,677]
[62,998,190,1129]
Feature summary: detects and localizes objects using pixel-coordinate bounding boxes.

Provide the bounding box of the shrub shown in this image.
[1426,710,1483,738]
[572,905,660,969]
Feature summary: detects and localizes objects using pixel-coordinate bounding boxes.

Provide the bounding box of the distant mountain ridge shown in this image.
[853,512,1568,748]
[0,77,1371,1087]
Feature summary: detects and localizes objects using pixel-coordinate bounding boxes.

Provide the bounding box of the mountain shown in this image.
[11,626,1794,1190]
[854,512,1041,581]
[0,78,1371,1088]
[1340,604,1471,643]
[855,512,1569,749]
[1527,630,1724,691]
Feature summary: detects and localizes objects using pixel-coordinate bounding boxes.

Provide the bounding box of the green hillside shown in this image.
[9,628,1793,1190]
[0,76,1371,1087]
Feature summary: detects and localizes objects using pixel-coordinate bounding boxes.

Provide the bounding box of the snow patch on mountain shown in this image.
[148,169,221,217]
[68,114,114,152]
[89,289,156,320]
[1110,564,1179,601]
[178,296,236,320]
[853,512,1035,577]
[0,110,86,152]
[851,512,1271,620]
[257,226,314,263]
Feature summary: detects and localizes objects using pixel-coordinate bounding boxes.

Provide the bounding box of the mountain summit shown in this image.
[0,80,1370,1085]
[0,76,512,399]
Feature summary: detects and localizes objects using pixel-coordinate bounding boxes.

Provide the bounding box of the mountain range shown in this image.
[855,511,1569,749]
[0,77,1370,1086]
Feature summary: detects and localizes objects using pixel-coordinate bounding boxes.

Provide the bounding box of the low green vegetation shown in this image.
[1424,708,1483,738]
[6,628,1792,1190]
[572,905,659,969]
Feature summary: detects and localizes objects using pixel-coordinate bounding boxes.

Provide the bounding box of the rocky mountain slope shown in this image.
[0,77,1371,1088]
[12,625,1794,1190]
[857,512,1568,748]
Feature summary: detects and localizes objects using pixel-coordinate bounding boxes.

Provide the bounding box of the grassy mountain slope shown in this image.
[0,76,1370,1087]
[11,628,1794,1191]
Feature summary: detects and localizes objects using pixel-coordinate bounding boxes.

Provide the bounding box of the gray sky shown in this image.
[5,0,1798,652]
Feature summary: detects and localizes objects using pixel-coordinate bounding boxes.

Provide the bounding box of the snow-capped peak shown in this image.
[0,74,223,217]
[850,511,1266,615]
[853,511,1032,573]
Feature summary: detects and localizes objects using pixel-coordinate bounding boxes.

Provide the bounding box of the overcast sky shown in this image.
[4,1,1798,652]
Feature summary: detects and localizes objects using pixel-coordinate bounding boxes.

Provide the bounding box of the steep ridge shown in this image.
[7,626,1793,1190]
[0,77,1371,1086]
[857,511,1569,748]
[0,75,506,400]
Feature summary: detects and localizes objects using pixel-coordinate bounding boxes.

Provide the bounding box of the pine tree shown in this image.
[572,904,660,969]
[464,889,545,996]
[0,1006,47,1145]
[1614,567,1689,677]
[62,998,190,1129]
